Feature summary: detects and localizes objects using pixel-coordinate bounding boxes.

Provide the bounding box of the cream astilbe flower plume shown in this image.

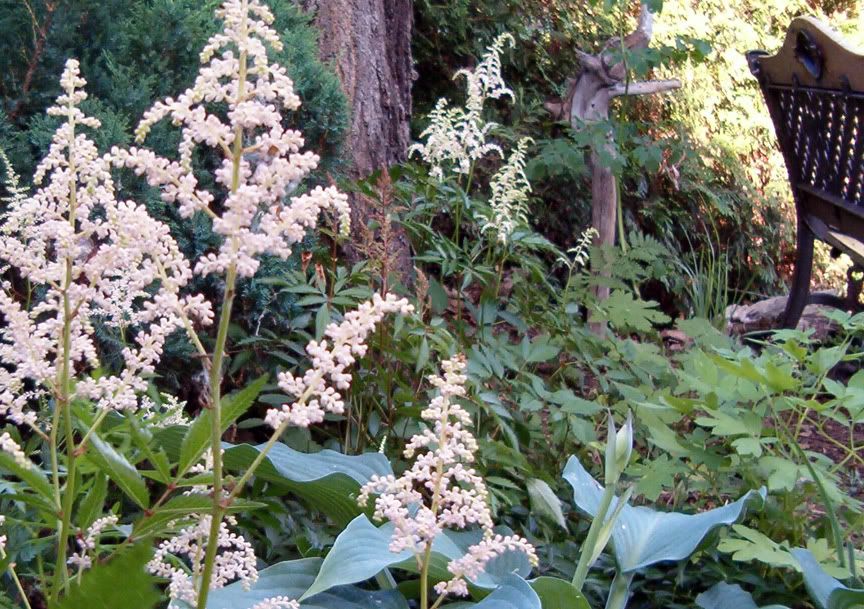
[0,59,207,423]
[482,136,533,243]
[359,354,538,599]
[409,33,515,180]
[265,293,414,430]
[114,0,350,279]
[147,514,258,607]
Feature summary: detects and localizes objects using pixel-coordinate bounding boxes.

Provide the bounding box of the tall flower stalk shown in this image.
[359,355,537,609]
[115,1,361,605]
[0,59,203,601]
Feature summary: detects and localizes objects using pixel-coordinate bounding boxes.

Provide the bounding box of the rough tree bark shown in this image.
[300,0,415,284]
[546,3,680,334]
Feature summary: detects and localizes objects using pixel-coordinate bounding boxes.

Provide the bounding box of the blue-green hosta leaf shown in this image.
[206,558,408,609]
[300,515,533,600]
[695,582,789,609]
[563,456,766,572]
[792,549,864,609]
[222,443,391,527]
[457,575,542,609]
[529,577,591,609]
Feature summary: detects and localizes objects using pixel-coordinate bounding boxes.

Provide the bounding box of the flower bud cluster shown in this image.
[265,293,414,429]
[115,0,350,279]
[359,355,537,598]
[408,34,514,179]
[147,515,257,607]
[251,597,300,609]
[67,515,118,570]
[0,60,207,424]
[0,432,29,469]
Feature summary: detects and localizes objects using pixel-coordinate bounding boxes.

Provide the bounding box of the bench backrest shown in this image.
[748,17,864,238]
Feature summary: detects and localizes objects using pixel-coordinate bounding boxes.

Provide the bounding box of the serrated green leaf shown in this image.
[589,290,670,333]
[86,433,149,509]
[717,525,798,570]
[50,544,159,609]
[179,375,267,473]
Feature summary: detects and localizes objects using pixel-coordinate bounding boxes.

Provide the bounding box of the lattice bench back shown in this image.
[747,17,864,328]
[748,17,864,257]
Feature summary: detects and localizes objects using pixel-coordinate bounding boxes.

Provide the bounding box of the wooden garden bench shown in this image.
[748,17,864,329]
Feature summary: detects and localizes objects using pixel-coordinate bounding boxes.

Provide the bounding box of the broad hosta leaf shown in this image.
[563,456,765,572]
[465,575,542,609]
[206,557,408,609]
[792,549,864,609]
[51,544,159,609]
[530,577,591,609]
[179,375,267,473]
[86,433,149,509]
[695,582,789,609]
[300,515,533,600]
[223,442,392,526]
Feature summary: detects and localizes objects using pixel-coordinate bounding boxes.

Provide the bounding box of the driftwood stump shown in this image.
[547,3,680,334]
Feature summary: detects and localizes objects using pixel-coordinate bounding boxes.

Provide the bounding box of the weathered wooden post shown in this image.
[548,3,680,334]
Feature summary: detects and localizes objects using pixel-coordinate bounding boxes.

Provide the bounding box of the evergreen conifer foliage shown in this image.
[0,0,349,392]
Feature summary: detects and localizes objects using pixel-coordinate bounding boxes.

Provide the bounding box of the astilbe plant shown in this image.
[0,1,415,607]
[359,354,537,609]
[107,0,410,606]
[0,58,208,603]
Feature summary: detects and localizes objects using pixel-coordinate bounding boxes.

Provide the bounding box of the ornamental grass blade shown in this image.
[563,456,766,573]
[792,549,864,609]
[205,557,408,609]
[222,442,392,527]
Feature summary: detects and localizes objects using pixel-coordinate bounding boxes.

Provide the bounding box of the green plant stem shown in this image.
[194,259,238,609]
[196,6,248,605]
[51,103,80,603]
[572,483,617,590]
[75,409,109,454]
[420,542,433,609]
[604,571,634,609]
[1,546,32,609]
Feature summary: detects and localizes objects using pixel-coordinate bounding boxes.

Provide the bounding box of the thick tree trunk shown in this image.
[302,0,415,284]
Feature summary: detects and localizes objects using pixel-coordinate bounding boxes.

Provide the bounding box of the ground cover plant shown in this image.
[1,1,864,609]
